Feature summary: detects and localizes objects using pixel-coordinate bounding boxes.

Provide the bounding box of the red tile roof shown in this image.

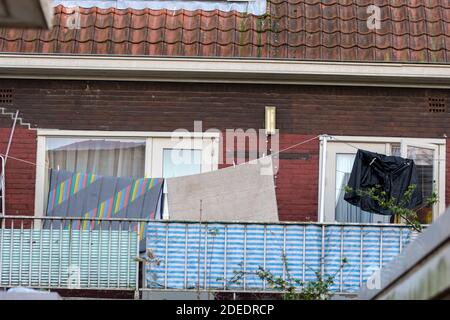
[1,2,450,63]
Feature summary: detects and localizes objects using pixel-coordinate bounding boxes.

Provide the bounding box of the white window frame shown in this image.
[34,129,220,218]
[318,135,446,223]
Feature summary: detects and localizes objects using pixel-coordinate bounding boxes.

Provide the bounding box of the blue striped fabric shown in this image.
[146,222,413,293]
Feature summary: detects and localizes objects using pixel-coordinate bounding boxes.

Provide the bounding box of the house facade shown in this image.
[0,1,449,226]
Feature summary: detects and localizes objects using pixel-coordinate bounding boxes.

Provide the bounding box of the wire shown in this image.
[328,136,446,162]
[230,135,321,169]
[0,152,47,168]
[0,135,322,170]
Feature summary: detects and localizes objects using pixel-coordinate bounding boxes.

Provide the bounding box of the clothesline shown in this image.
[0,152,49,168]
[232,135,321,168]
[0,134,444,173]
[0,135,322,170]
[328,136,446,162]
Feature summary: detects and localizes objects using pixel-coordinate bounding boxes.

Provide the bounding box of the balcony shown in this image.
[0,216,416,298]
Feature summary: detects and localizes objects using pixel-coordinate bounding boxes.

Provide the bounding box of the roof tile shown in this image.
[21,29,39,42]
[0,2,448,63]
[110,41,128,55]
[216,28,234,46]
[130,12,149,29]
[111,26,129,43]
[428,47,446,62]
[391,5,409,22]
[39,39,56,53]
[92,40,110,54]
[56,39,75,53]
[428,34,445,51]
[410,34,428,50]
[165,11,185,30]
[128,27,146,43]
[148,12,166,30]
[199,42,217,56]
[93,26,110,43]
[94,10,114,29]
[147,41,163,56]
[215,43,233,57]
[183,12,202,30]
[112,10,132,29]
[409,49,428,62]
[75,39,93,54]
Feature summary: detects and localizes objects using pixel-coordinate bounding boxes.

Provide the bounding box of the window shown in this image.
[161,149,202,218]
[319,136,446,224]
[162,149,202,178]
[335,153,389,223]
[46,137,146,178]
[35,130,219,218]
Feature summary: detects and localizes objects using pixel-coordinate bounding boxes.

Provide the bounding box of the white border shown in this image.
[37,129,220,138]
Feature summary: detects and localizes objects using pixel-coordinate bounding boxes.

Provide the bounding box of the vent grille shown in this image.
[428,96,446,113]
[0,89,13,105]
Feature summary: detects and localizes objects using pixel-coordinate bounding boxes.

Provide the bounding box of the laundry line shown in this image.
[328,136,446,162]
[0,135,443,169]
[230,135,321,169]
[0,152,49,168]
[0,135,322,170]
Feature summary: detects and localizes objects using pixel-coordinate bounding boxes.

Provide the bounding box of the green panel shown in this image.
[0,229,138,289]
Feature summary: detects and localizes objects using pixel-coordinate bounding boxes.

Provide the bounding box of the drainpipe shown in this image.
[319,134,330,223]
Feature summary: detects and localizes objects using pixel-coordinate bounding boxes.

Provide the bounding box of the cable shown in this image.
[328,136,446,162]
[230,135,321,169]
[0,152,48,168]
[0,135,322,169]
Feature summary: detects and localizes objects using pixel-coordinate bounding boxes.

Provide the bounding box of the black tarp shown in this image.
[344,149,422,215]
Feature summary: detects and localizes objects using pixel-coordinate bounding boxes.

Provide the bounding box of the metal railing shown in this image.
[144,220,418,294]
[0,216,419,298]
[0,215,142,296]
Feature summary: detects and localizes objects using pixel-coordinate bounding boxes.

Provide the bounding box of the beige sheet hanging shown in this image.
[166,156,279,222]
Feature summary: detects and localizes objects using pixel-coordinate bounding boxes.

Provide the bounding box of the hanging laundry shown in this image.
[344,149,422,215]
[166,157,279,222]
[46,169,164,234]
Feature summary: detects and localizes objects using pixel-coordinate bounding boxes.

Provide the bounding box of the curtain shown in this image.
[46,138,145,178]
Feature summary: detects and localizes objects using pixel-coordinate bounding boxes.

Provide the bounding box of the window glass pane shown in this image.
[335,153,390,223]
[407,146,434,224]
[162,149,202,178]
[390,143,401,156]
[162,149,202,218]
[46,137,145,178]
[44,137,146,217]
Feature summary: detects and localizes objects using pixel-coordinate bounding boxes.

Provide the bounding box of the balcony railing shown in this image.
[0,216,417,297]
[144,221,417,294]
[0,216,141,294]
